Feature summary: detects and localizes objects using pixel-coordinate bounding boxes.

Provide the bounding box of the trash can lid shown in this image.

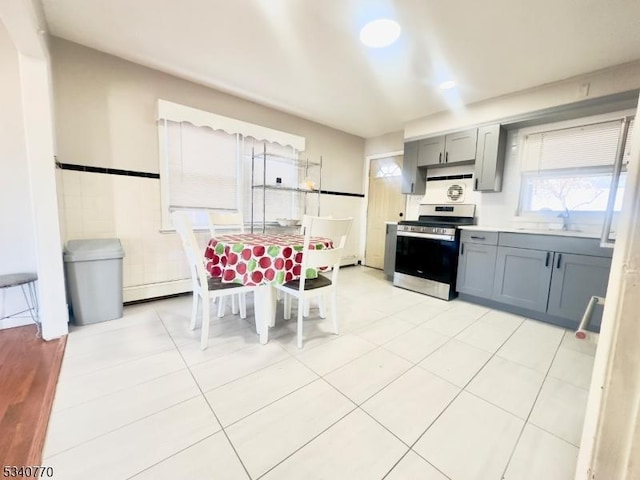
[64,239,125,262]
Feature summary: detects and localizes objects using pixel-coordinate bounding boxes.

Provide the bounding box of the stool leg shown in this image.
[21,281,41,337]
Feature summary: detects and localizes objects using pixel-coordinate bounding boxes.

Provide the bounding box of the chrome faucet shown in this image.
[558,208,570,231]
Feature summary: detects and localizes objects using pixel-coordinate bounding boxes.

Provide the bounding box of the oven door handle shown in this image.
[397,231,456,241]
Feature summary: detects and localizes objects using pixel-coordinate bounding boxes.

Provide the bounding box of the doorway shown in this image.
[365,155,405,269]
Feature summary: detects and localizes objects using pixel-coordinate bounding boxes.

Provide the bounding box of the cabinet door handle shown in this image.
[556,253,562,269]
[461,243,464,255]
[386,224,389,234]
[545,252,550,267]
[438,153,442,164]
[475,178,479,190]
[445,152,449,163]
[470,235,485,240]
[411,182,414,193]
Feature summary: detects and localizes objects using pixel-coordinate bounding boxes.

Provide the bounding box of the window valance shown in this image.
[157,99,306,151]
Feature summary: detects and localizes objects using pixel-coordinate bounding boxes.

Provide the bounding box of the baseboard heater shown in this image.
[123,279,192,303]
[124,256,360,303]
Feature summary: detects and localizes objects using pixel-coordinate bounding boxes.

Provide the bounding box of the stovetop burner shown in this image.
[399,218,476,228]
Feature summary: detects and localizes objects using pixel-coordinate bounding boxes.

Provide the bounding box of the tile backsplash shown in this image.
[60,169,192,291]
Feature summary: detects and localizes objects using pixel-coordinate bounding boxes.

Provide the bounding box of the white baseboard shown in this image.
[0,316,34,330]
[122,260,361,304]
[340,254,360,266]
[123,279,192,303]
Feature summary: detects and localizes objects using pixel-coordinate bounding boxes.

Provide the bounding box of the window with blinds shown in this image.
[519,116,634,213]
[156,99,306,230]
[165,121,239,211]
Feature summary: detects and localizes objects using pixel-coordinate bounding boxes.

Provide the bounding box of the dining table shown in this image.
[204,232,333,343]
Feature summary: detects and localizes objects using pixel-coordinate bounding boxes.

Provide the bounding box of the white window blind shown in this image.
[518,115,634,214]
[522,120,623,172]
[164,120,239,210]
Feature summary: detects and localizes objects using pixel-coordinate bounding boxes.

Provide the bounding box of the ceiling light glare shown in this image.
[439,80,457,90]
[359,19,401,48]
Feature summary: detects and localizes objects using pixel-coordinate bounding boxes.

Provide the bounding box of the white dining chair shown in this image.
[299,214,332,234]
[207,211,245,237]
[276,216,353,349]
[173,211,253,350]
[207,211,246,317]
[298,214,333,316]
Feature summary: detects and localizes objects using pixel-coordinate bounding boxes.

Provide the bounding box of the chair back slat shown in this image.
[308,217,352,249]
[304,246,344,270]
[298,217,353,289]
[173,211,209,292]
[299,214,333,234]
[208,211,244,237]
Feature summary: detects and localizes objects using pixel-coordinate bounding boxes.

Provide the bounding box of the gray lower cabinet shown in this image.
[547,253,611,327]
[384,223,398,280]
[457,233,612,331]
[493,246,553,312]
[457,243,497,298]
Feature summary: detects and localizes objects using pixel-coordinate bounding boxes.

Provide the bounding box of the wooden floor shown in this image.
[0,325,66,467]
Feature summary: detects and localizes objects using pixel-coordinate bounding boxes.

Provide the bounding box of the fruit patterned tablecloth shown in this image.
[204,233,333,286]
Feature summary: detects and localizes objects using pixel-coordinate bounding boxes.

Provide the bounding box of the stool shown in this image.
[0,273,40,336]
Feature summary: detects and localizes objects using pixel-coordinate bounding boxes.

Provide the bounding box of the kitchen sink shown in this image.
[516,227,581,233]
[512,227,604,239]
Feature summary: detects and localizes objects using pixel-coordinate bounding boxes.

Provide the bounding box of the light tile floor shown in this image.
[43,266,596,480]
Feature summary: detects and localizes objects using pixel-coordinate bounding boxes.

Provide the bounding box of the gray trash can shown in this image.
[64,239,125,325]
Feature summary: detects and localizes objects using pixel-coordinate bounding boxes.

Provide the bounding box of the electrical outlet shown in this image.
[578,82,590,98]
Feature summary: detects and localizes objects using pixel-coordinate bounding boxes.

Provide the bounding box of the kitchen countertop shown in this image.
[459,225,602,239]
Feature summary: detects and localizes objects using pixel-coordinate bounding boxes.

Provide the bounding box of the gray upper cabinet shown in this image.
[401,140,425,195]
[457,242,498,298]
[444,129,478,164]
[493,246,553,312]
[474,124,507,192]
[412,127,478,169]
[547,253,612,329]
[417,136,445,166]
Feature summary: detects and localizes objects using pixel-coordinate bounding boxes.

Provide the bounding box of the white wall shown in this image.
[577,95,640,480]
[364,131,404,157]
[405,61,640,139]
[0,0,69,339]
[51,38,366,301]
[0,19,37,328]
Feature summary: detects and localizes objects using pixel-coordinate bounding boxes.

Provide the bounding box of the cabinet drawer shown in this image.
[461,230,498,245]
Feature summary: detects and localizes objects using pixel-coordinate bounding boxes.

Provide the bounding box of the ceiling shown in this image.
[40,0,640,138]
